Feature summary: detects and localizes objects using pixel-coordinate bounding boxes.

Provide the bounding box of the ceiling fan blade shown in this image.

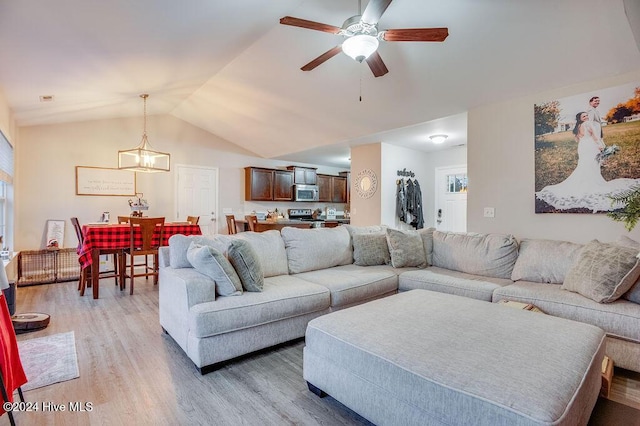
[280,16,341,34]
[301,46,343,71]
[382,28,449,42]
[366,51,389,77]
[361,0,393,25]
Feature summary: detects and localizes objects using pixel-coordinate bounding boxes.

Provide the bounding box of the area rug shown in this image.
[17,331,79,391]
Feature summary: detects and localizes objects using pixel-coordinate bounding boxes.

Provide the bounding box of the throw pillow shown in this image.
[510,239,583,284]
[186,242,242,297]
[228,239,264,292]
[561,240,640,303]
[352,233,390,266]
[615,235,640,304]
[432,231,518,279]
[385,228,427,268]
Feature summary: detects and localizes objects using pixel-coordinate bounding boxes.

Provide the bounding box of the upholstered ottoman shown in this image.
[303,290,605,426]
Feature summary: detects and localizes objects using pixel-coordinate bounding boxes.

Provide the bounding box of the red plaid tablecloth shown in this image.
[78,223,202,270]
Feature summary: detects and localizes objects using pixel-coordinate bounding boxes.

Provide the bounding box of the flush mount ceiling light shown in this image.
[429,134,448,144]
[118,94,170,173]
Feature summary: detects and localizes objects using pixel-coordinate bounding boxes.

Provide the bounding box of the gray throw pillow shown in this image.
[511,239,583,284]
[186,243,242,297]
[228,239,264,292]
[352,233,390,266]
[385,228,427,268]
[562,240,640,303]
[615,235,640,304]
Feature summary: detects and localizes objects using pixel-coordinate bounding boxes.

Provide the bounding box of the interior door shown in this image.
[435,166,467,232]
[176,165,218,236]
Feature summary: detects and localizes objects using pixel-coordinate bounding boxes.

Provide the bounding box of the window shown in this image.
[0,130,13,253]
[447,173,468,193]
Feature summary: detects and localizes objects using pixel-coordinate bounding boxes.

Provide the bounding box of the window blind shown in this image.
[0,131,13,184]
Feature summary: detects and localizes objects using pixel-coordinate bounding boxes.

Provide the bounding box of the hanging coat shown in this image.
[405,179,415,225]
[396,180,406,222]
[411,180,424,229]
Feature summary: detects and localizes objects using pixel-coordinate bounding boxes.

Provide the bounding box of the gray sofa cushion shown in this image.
[188,275,330,338]
[228,239,264,292]
[352,233,390,266]
[281,226,352,274]
[432,231,518,279]
[399,266,513,301]
[493,281,640,343]
[615,235,640,304]
[169,234,232,268]
[295,265,398,309]
[511,239,583,284]
[186,243,242,297]
[562,240,640,303]
[234,230,289,278]
[386,228,427,268]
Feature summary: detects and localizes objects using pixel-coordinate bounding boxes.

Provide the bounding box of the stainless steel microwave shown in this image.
[294,184,319,202]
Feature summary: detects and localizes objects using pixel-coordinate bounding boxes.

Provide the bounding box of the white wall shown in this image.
[468,68,640,243]
[350,142,467,229]
[380,143,430,230]
[15,115,344,250]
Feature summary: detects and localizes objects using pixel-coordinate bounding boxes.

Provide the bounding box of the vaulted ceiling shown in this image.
[1,0,639,168]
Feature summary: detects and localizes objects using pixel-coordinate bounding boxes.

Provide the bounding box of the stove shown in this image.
[288,208,316,221]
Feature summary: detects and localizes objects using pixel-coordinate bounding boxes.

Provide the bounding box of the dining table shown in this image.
[78,222,202,299]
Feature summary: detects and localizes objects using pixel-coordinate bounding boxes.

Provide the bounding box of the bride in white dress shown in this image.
[536,112,640,212]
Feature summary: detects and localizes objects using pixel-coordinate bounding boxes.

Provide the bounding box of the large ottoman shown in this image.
[303,290,605,426]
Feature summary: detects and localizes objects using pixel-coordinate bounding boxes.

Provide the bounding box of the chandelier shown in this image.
[118,94,170,173]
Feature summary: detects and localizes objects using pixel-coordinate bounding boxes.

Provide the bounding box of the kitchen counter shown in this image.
[235,218,349,232]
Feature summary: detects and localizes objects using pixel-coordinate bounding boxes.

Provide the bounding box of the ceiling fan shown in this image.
[280,0,448,77]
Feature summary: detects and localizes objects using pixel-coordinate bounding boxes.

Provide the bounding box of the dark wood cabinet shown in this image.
[317,174,348,203]
[339,171,351,204]
[245,167,274,201]
[273,170,294,201]
[332,176,347,203]
[317,174,332,202]
[287,166,317,185]
[245,167,294,201]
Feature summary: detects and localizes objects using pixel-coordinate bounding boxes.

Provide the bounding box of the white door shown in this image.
[435,165,467,232]
[175,165,218,236]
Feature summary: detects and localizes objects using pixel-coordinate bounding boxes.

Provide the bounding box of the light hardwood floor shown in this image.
[4,279,640,425]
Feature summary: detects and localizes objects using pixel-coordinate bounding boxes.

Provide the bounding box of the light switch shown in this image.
[483,207,495,218]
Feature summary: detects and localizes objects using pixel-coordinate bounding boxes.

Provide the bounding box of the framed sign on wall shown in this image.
[76,166,136,196]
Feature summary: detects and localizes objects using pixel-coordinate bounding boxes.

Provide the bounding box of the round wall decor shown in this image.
[354,169,378,199]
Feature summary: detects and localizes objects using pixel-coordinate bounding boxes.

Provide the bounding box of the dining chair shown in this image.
[117,216,130,224]
[186,215,200,225]
[244,215,258,232]
[70,217,121,296]
[121,217,165,295]
[226,215,237,234]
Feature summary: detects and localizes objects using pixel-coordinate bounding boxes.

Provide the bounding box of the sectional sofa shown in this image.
[158,225,640,374]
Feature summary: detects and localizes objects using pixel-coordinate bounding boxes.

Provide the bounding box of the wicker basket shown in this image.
[17,248,80,286]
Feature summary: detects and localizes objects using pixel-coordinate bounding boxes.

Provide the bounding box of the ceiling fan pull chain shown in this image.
[359,69,363,102]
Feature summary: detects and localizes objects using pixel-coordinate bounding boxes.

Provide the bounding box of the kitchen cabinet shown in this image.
[245,167,273,201]
[287,166,317,185]
[273,169,294,201]
[317,174,348,203]
[245,167,294,201]
[339,171,351,204]
[317,174,332,202]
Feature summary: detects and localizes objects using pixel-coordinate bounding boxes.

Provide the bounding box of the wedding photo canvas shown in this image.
[534,82,640,213]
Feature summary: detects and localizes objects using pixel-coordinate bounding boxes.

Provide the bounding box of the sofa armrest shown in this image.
[160,266,216,309]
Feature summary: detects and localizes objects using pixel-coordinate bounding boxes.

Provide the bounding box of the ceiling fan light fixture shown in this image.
[429,134,448,144]
[342,34,379,62]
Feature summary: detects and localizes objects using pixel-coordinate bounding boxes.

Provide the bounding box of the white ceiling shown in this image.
[1,0,639,169]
